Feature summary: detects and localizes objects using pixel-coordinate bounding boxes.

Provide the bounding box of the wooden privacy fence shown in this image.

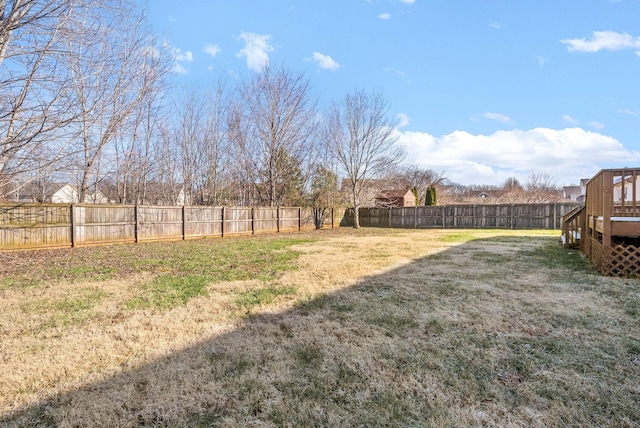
[345,203,581,230]
[0,204,341,250]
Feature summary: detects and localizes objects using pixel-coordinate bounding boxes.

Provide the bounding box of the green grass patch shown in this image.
[2,236,313,285]
[235,286,297,308]
[118,237,308,310]
[0,276,41,289]
[437,231,478,243]
[125,275,210,310]
[524,239,595,272]
[21,287,106,328]
[43,265,117,282]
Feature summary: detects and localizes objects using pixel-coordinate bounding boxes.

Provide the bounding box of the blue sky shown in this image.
[147,0,640,186]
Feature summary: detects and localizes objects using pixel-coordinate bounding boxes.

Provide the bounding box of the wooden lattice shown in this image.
[588,238,640,277]
[604,243,640,277]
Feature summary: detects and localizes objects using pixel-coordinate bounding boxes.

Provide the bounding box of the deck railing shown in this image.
[585,168,640,246]
[561,205,585,248]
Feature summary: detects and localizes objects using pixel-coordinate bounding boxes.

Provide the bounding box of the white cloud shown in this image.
[237,32,273,72]
[378,12,391,20]
[471,112,513,124]
[384,67,407,79]
[536,55,548,67]
[563,115,579,125]
[170,48,193,74]
[203,44,221,58]
[308,52,341,70]
[490,22,504,30]
[173,49,193,62]
[589,121,605,130]
[620,108,640,117]
[561,31,640,55]
[396,113,410,128]
[397,127,640,185]
[398,0,415,4]
[171,62,189,75]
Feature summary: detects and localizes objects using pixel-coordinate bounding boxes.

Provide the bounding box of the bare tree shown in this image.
[0,0,78,198]
[327,88,404,228]
[397,165,446,205]
[112,39,171,204]
[0,0,70,67]
[225,99,254,205]
[310,166,338,227]
[64,0,170,202]
[235,65,318,207]
[172,87,207,205]
[200,81,231,205]
[524,171,562,203]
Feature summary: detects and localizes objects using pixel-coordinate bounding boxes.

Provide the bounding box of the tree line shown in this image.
[1,1,564,229]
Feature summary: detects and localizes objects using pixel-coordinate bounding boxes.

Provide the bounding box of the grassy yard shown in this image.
[0,228,638,427]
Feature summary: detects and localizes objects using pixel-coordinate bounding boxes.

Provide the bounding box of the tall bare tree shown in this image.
[173,87,207,205]
[327,88,404,228]
[235,65,318,207]
[0,0,78,198]
[64,0,170,202]
[200,81,231,205]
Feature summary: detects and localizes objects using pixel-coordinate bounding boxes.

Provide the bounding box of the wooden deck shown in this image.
[563,168,640,276]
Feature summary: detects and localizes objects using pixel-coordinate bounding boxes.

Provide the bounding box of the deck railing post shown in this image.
[602,170,613,247]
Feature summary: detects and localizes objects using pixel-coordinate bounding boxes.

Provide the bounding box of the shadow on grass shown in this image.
[2,235,639,427]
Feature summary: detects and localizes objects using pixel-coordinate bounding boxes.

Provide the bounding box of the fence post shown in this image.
[182,205,186,240]
[510,204,515,230]
[70,204,75,248]
[221,206,225,237]
[134,204,139,243]
[277,206,280,233]
[298,207,302,231]
[473,205,476,229]
[442,206,446,229]
[331,208,334,228]
[454,206,458,228]
[251,207,255,235]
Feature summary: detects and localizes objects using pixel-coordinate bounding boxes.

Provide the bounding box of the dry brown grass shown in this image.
[1,228,639,427]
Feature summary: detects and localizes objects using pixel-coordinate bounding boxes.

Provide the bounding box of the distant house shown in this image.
[375,189,416,208]
[51,184,80,203]
[563,178,589,203]
[51,184,111,204]
[613,175,640,203]
[84,190,109,204]
[340,178,408,208]
[177,188,191,206]
[473,190,506,200]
